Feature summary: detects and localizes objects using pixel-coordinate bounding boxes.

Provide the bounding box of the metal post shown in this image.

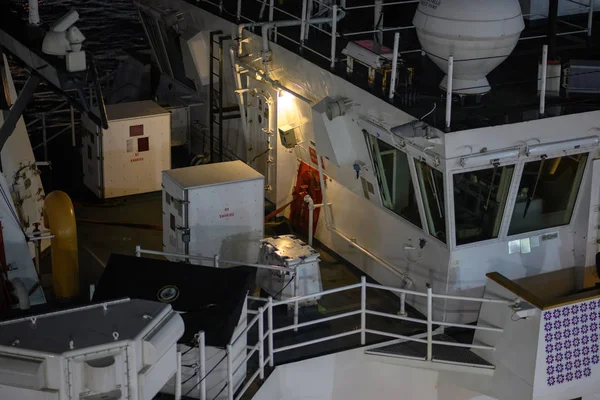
[588,0,594,37]
[269,0,274,22]
[360,276,366,345]
[268,297,274,367]
[199,331,207,400]
[540,44,548,117]
[308,205,314,246]
[70,105,76,147]
[28,0,40,25]
[399,292,407,316]
[226,344,233,400]
[445,56,453,133]
[330,5,338,70]
[426,284,433,361]
[258,307,265,380]
[42,113,48,161]
[214,254,220,268]
[549,0,558,59]
[175,351,182,400]
[389,32,400,100]
[294,270,300,332]
[135,245,141,257]
[300,0,308,49]
[236,0,242,21]
[374,0,383,54]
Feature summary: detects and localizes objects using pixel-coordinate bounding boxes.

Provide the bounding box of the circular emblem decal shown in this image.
[157,285,180,303]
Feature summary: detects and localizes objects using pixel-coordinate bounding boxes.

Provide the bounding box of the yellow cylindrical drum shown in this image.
[44,191,79,300]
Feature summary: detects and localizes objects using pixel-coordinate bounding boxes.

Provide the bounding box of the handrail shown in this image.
[133,253,517,400]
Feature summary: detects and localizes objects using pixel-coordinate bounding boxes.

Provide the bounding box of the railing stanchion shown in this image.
[227,344,233,400]
[300,0,308,49]
[361,276,366,345]
[175,351,182,400]
[42,113,48,161]
[389,32,400,100]
[540,44,548,117]
[268,297,274,367]
[199,331,206,400]
[135,245,141,258]
[330,5,338,69]
[294,270,300,332]
[308,204,314,246]
[426,284,433,361]
[399,292,407,316]
[258,306,265,380]
[70,105,76,147]
[588,0,594,37]
[445,55,453,132]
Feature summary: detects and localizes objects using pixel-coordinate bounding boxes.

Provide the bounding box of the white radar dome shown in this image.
[413,0,525,95]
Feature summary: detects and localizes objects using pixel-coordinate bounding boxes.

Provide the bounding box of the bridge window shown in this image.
[508,153,588,235]
[453,165,514,245]
[415,160,446,243]
[367,136,422,228]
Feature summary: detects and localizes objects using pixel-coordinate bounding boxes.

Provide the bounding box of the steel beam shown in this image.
[0,74,40,151]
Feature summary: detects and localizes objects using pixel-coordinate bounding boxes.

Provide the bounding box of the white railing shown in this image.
[134,250,514,400]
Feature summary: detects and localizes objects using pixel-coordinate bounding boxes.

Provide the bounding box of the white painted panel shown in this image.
[586,158,600,267]
[102,114,171,199]
[1,54,47,256]
[187,179,264,263]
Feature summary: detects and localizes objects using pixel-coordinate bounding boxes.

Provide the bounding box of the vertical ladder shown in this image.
[209,31,241,163]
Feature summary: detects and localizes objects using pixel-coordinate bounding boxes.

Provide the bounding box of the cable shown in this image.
[272,272,297,299]
[420,102,436,121]
[183,353,229,397]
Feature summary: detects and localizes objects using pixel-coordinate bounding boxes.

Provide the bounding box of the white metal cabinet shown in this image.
[81,100,171,199]
[162,161,265,264]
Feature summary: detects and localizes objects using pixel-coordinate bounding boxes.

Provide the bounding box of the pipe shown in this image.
[330,5,338,69]
[199,331,207,400]
[445,55,453,132]
[540,44,548,117]
[11,278,30,310]
[43,191,79,300]
[239,62,314,104]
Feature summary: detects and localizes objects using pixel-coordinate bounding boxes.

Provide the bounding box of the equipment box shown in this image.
[162,160,265,264]
[81,100,171,199]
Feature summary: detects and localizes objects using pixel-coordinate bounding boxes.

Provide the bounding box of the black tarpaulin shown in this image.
[92,254,254,348]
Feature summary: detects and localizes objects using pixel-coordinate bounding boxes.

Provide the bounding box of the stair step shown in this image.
[366,334,495,369]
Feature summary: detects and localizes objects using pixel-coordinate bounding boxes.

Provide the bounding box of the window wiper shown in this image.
[428,168,444,219]
[484,163,499,211]
[523,156,547,218]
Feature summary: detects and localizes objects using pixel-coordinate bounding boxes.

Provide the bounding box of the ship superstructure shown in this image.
[131,0,600,324]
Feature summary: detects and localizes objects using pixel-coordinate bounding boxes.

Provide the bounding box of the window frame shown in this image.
[363,132,428,234]
[448,148,593,250]
[503,150,591,240]
[414,157,448,245]
[448,161,517,249]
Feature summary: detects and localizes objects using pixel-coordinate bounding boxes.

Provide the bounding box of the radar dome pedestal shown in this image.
[413,0,525,95]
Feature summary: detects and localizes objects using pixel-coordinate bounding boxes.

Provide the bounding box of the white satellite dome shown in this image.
[413,0,525,95]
